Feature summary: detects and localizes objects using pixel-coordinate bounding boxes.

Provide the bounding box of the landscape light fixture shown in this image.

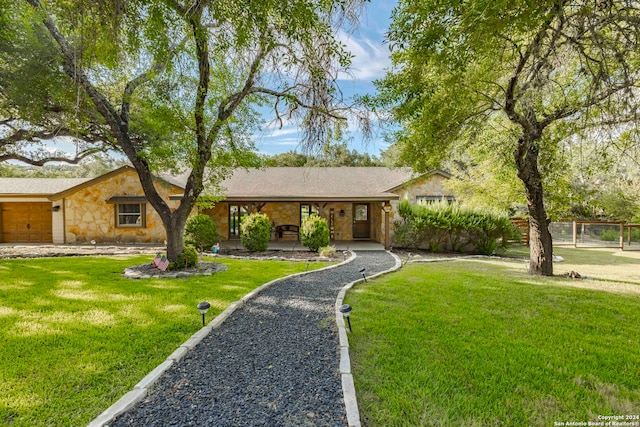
[340,304,353,332]
[359,267,367,283]
[197,301,211,327]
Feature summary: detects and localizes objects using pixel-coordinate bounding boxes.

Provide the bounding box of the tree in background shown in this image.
[565,142,640,222]
[443,133,640,223]
[264,142,382,167]
[372,0,640,275]
[3,0,360,261]
[0,154,129,177]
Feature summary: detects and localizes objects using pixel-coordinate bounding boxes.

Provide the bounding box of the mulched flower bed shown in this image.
[124,262,228,279]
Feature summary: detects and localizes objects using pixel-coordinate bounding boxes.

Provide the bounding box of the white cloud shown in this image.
[260,126,300,138]
[338,30,391,81]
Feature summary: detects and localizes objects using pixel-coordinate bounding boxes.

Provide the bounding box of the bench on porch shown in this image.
[276,224,299,240]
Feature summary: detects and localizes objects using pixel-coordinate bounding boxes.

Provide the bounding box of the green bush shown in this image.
[600,229,620,242]
[301,214,330,252]
[185,214,221,251]
[240,213,271,252]
[170,245,199,270]
[319,245,336,257]
[393,200,520,255]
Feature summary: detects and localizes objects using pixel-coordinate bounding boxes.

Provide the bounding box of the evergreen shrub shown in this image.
[240,213,271,252]
[170,245,199,270]
[185,214,221,251]
[301,214,330,252]
[393,200,519,255]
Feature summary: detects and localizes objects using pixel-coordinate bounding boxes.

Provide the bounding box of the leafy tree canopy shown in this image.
[371,0,640,275]
[264,142,382,166]
[2,0,362,260]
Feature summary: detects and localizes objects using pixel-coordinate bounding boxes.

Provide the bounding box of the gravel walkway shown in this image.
[108,251,397,427]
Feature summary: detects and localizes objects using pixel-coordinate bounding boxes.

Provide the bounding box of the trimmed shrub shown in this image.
[240,213,271,252]
[185,214,221,251]
[393,200,520,255]
[170,245,199,270]
[301,214,330,252]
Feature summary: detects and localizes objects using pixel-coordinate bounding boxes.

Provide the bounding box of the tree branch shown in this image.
[25,0,125,139]
[1,124,109,146]
[0,148,104,166]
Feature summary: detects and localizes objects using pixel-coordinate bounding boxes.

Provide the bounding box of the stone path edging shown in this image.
[334,250,403,427]
[87,253,357,427]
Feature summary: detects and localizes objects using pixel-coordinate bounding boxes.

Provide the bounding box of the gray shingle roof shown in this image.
[210,167,415,200]
[0,178,91,196]
[0,167,436,200]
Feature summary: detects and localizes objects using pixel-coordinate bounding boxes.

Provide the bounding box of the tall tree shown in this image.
[373,0,640,275]
[3,0,358,260]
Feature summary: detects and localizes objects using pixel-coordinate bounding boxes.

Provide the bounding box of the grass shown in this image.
[0,255,328,426]
[346,249,640,427]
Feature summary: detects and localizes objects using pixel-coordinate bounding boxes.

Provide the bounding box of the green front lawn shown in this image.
[346,257,640,427]
[0,255,325,426]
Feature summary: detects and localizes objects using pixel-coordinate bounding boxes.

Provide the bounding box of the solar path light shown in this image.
[197,301,211,327]
[359,267,367,283]
[340,304,353,332]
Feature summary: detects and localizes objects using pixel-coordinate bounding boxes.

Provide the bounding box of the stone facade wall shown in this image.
[385,173,453,245]
[56,169,181,244]
[202,172,452,246]
[393,174,452,203]
[203,201,365,242]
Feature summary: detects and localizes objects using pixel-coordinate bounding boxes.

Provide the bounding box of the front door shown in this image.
[353,203,370,239]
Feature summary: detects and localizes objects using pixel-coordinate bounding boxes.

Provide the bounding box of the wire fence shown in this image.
[549,220,640,250]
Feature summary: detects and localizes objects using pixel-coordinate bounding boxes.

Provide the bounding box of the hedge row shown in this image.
[393,200,520,255]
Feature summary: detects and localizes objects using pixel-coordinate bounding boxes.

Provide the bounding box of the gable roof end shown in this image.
[48,166,185,200]
[384,169,452,193]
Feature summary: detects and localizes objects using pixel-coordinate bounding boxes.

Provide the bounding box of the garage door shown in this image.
[1,203,53,243]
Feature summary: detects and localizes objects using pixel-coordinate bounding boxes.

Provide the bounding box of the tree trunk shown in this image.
[514,136,554,276]
[165,218,187,261]
[128,159,196,262]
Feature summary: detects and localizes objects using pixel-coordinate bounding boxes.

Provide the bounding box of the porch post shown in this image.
[382,202,392,250]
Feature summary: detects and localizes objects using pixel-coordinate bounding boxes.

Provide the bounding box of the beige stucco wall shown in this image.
[52,203,64,243]
[54,169,181,244]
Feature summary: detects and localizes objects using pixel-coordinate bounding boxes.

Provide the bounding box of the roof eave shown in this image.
[0,194,53,198]
[217,195,400,202]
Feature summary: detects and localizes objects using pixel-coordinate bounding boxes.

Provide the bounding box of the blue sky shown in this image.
[254,1,396,157]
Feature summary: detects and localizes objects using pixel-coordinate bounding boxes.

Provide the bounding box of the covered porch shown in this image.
[202,199,395,249]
